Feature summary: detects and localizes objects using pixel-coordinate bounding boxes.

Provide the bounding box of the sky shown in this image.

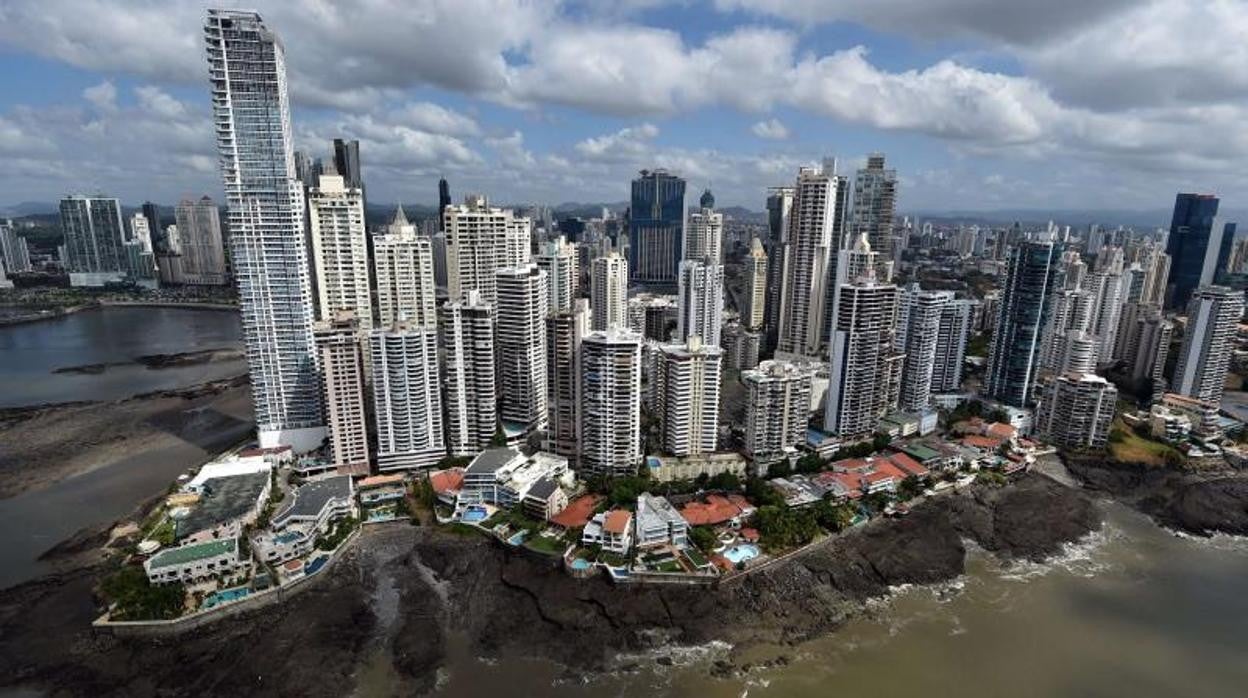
[0,0,1245,214]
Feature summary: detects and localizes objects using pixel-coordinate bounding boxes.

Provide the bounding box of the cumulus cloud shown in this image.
[575,124,660,161]
[752,118,789,140]
[82,81,118,112]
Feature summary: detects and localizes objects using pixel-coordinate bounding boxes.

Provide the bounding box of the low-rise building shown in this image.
[459,448,572,509]
[635,493,689,549]
[174,471,271,543]
[428,468,465,507]
[643,453,747,483]
[1149,404,1194,441]
[582,509,633,555]
[678,494,756,527]
[357,474,407,506]
[522,477,569,521]
[253,476,355,565]
[144,537,245,585]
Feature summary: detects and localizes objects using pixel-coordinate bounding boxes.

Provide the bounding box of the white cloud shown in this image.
[752,118,789,140]
[575,123,660,161]
[82,81,117,112]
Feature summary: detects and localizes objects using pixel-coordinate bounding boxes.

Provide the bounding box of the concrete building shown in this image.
[374,206,437,329]
[932,299,974,393]
[205,9,324,451]
[495,264,548,439]
[536,236,578,313]
[174,196,228,285]
[743,360,814,461]
[144,537,244,585]
[741,237,768,330]
[0,221,32,273]
[629,169,685,284]
[763,186,794,356]
[776,160,845,359]
[676,258,724,347]
[897,284,951,412]
[371,321,446,471]
[685,189,723,263]
[722,320,761,370]
[578,327,644,478]
[460,448,571,509]
[309,174,372,331]
[60,194,126,286]
[255,476,356,565]
[1117,304,1173,390]
[985,240,1060,408]
[658,337,722,457]
[582,510,632,555]
[591,251,629,331]
[546,299,590,459]
[628,293,678,342]
[439,290,497,456]
[444,194,531,304]
[1034,373,1117,450]
[850,153,898,258]
[635,493,688,549]
[315,314,370,476]
[1173,285,1244,407]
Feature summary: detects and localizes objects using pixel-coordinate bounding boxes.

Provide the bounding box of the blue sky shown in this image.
[0,1,1245,214]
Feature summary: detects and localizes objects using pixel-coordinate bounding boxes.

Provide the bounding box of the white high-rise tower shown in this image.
[496,264,549,438]
[205,9,324,451]
[578,327,644,477]
[776,161,844,359]
[374,206,437,329]
[591,251,629,331]
[439,291,496,456]
[676,259,724,347]
[309,173,372,332]
[444,194,531,304]
[1173,285,1244,407]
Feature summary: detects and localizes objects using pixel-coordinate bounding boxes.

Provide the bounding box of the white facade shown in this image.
[1174,285,1244,406]
[309,174,372,332]
[897,285,952,412]
[659,338,722,457]
[685,207,723,264]
[676,259,724,347]
[444,195,530,304]
[1035,373,1117,450]
[579,327,643,478]
[496,264,549,437]
[743,360,814,460]
[374,207,437,329]
[591,251,629,331]
[440,291,497,457]
[315,315,370,476]
[931,299,974,393]
[371,323,446,470]
[536,236,578,313]
[60,195,127,286]
[205,9,324,451]
[776,162,842,358]
[635,493,688,549]
[0,222,32,273]
[741,237,768,330]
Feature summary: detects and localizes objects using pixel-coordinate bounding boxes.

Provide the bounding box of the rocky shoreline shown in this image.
[51,348,244,375]
[0,474,1102,697]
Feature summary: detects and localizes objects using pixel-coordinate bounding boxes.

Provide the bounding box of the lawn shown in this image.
[525,535,567,555]
[1108,420,1182,467]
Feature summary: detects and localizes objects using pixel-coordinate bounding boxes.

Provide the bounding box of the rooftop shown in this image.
[526,477,560,501]
[429,468,465,494]
[549,494,601,529]
[465,447,523,475]
[637,493,686,529]
[358,474,405,489]
[604,509,632,535]
[274,476,352,527]
[176,472,269,540]
[148,537,237,570]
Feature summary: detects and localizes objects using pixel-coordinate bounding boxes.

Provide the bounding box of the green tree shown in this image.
[689,526,718,553]
[706,471,742,491]
[99,566,186,621]
[744,476,784,508]
[898,475,926,501]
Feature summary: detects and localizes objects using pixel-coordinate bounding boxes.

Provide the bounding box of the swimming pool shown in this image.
[305,555,328,575]
[462,506,488,523]
[722,544,760,565]
[203,586,250,609]
[569,558,591,570]
[507,530,528,546]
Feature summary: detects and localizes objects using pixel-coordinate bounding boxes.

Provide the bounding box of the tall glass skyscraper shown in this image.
[59,194,126,286]
[205,9,325,451]
[1165,192,1227,310]
[628,169,685,284]
[984,240,1061,408]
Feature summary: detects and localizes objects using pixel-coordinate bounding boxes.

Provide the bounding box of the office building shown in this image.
[850,153,898,257]
[579,327,644,478]
[174,196,228,285]
[776,161,843,358]
[60,194,126,286]
[685,189,723,264]
[205,9,324,451]
[371,322,446,471]
[546,299,590,458]
[315,314,370,476]
[374,206,437,329]
[742,237,768,330]
[743,360,813,461]
[444,194,531,303]
[536,236,578,313]
[437,178,451,225]
[590,251,629,331]
[676,258,724,347]
[1165,193,1234,309]
[984,240,1060,408]
[658,337,722,457]
[1035,373,1117,450]
[440,291,497,456]
[332,138,362,191]
[1173,285,1244,406]
[629,169,685,284]
[495,264,548,438]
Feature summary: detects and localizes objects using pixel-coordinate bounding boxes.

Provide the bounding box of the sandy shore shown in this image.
[0,376,254,500]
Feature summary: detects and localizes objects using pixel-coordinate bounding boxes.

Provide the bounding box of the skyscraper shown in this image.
[309,174,372,332]
[440,291,496,456]
[897,284,951,412]
[444,194,531,304]
[685,189,723,264]
[676,258,724,347]
[590,251,629,331]
[763,186,794,356]
[495,264,548,438]
[0,221,33,273]
[370,321,446,471]
[1035,373,1117,450]
[315,313,370,476]
[1173,285,1244,407]
[205,9,324,451]
[173,196,228,285]
[59,195,126,286]
[984,240,1060,408]
[546,299,589,458]
[437,178,451,227]
[658,337,722,457]
[629,169,685,284]
[536,236,578,313]
[1165,193,1229,309]
[374,206,437,329]
[776,161,842,359]
[824,236,902,438]
[141,201,162,251]
[743,360,813,462]
[578,327,644,478]
[851,154,898,257]
[742,238,768,330]
[332,138,362,190]
[931,299,974,393]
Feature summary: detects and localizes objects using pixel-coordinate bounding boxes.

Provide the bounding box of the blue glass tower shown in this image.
[984,239,1061,408]
[628,169,685,284]
[1165,193,1221,309]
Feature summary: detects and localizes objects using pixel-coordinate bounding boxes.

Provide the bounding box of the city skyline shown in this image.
[1,2,1246,212]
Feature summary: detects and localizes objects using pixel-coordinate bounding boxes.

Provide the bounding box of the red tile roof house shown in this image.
[887,452,930,479]
[679,494,757,527]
